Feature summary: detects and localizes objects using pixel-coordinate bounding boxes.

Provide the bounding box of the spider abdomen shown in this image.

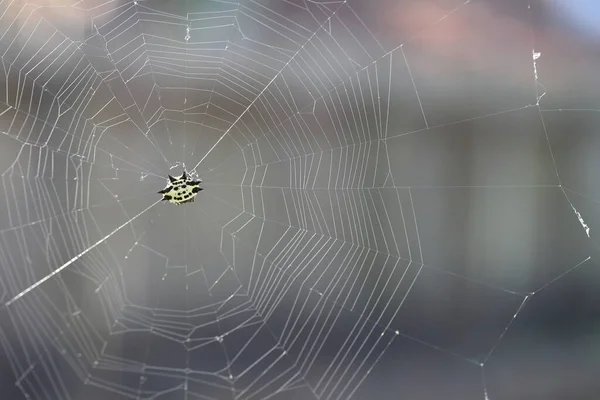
[158,171,203,205]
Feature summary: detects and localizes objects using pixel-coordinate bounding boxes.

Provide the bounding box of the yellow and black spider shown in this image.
[158,171,203,205]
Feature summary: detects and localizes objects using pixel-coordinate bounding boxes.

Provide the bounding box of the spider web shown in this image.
[0,0,598,399]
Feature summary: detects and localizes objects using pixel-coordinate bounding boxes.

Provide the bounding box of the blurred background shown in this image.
[0,0,599,399]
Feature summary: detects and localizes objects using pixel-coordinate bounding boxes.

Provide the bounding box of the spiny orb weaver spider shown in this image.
[158,170,203,205]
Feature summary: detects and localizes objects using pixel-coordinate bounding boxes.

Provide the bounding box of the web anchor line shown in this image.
[5,200,161,307]
[189,1,348,174]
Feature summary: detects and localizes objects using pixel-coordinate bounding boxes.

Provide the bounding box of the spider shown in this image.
[158,170,203,205]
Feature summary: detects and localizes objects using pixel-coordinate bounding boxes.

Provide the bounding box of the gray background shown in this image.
[0,0,599,399]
